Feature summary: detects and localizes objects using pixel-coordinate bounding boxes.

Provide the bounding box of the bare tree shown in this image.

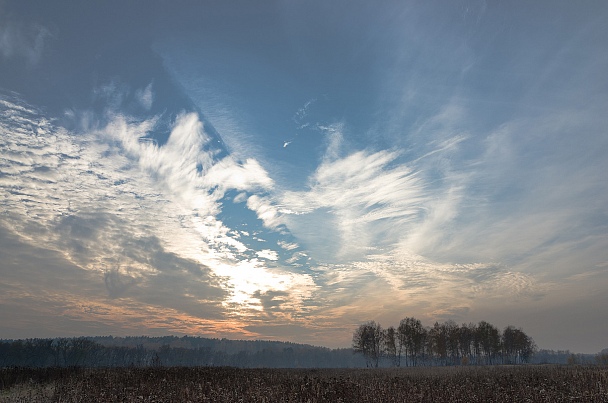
[477,321,501,365]
[429,322,448,365]
[352,321,383,367]
[383,326,399,367]
[445,320,460,365]
[398,317,426,367]
[354,318,534,367]
[458,323,476,364]
[503,326,535,364]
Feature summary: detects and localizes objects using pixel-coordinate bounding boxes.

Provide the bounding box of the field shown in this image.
[1,365,607,402]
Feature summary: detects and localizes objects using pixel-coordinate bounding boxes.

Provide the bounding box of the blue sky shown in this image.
[1,0,607,352]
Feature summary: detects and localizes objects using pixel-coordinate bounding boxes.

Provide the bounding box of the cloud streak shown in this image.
[280,146,425,261]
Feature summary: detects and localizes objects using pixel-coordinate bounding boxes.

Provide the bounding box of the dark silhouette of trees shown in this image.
[443,320,460,365]
[354,318,536,367]
[352,321,383,367]
[0,336,367,368]
[502,326,536,364]
[596,350,608,366]
[429,322,448,365]
[397,317,426,367]
[477,321,501,365]
[383,326,399,367]
[458,323,475,364]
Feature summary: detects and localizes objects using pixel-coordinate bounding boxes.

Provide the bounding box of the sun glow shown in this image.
[210,258,315,313]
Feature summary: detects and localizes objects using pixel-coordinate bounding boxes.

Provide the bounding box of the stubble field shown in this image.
[1,365,607,402]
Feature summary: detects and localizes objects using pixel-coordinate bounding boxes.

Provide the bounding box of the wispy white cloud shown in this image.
[202,157,274,194]
[256,249,279,261]
[101,111,273,223]
[135,82,154,110]
[151,51,266,163]
[282,98,318,147]
[277,240,299,251]
[280,148,425,261]
[0,19,50,66]
[293,98,315,125]
[246,195,284,230]
[318,122,344,162]
[421,107,608,272]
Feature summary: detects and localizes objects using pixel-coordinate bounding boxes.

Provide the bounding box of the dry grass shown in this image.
[1,365,607,402]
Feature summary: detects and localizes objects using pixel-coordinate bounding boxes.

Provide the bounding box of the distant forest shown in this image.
[0,336,364,368]
[1,332,606,369]
[352,317,608,368]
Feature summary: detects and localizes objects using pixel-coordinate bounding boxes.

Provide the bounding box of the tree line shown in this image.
[353,318,537,367]
[3,334,604,368]
[0,336,366,368]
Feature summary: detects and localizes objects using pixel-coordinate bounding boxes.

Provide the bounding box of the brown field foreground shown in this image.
[1,365,607,402]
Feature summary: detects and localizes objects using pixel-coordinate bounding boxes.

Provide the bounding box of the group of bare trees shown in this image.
[353,318,536,367]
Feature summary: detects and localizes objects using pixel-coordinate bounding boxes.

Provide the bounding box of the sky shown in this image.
[1,0,607,353]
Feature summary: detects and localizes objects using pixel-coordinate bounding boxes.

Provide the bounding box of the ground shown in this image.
[1,365,607,402]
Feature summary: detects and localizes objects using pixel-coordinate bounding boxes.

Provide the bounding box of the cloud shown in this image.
[280,149,426,261]
[0,217,231,339]
[95,111,277,261]
[104,268,139,298]
[256,249,279,261]
[211,258,316,316]
[278,240,298,251]
[153,53,264,162]
[203,157,274,194]
[0,93,312,332]
[318,122,344,162]
[417,107,608,274]
[135,82,154,110]
[0,19,50,66]
[3,0,607,348]
[104,111,273,205]
[293,98,316,125]
[280,98,319,147]
[6,90,588,346]
[246,195,284,230]
[305,251,550,340]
